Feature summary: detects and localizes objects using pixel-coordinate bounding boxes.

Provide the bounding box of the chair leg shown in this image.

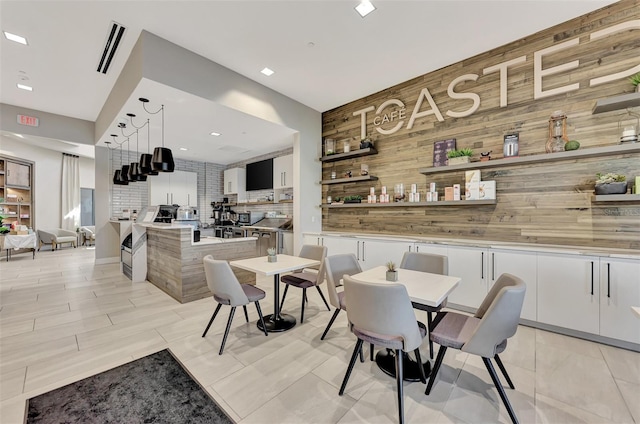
[494,354,515,389]
[321,309,340,340]
[339,339,363,395]
[300,288,307,323]
[395,348,405,424]
[359,343,365,363]
[255,301,268,337]
[370,343,374,361]
[483,357,519,424]
[202,303,222,337]
[279,284,289,310]
[316,286,330,310]
[219,307,236,355]
[426,311,434,360]
[425,345,447,395]
[243,305,249,323]
[414,348,427,384]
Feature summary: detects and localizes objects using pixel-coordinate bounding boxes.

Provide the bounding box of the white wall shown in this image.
[0,136,95,230]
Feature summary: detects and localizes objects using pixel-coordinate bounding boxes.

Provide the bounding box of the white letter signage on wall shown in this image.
[446,74,482,118]
[373,99,406,135]
[589,19,640,87]
[407,88,444,130]
[533,38,580,100]
[483,56,527,107]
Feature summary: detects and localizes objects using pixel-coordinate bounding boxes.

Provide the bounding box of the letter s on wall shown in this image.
[446,74,481,118]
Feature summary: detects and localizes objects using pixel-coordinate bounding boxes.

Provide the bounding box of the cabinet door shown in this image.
[273,154,293,188]
[599,258,640,344]
[359,239,412,271]
[489,249,537,321]
[414,243,448,256]
[148,172,172,205]
[447,246,488,309]
[6,161,30,187]
[185,171,198,206]
[303,234,322,246]
[224,168,246,195]
[537,253,600,334]
[171,171,197,206]
[321,235,359,258]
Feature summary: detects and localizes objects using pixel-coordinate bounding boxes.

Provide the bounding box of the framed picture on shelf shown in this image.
[433,138,456,167]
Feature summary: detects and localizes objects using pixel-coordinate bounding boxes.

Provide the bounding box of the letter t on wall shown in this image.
[483,56,526,107]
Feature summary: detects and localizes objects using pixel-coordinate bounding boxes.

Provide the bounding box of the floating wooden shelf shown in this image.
[237,201,275,206]
[592,92,640,114]
[592,194,640,202]
[278,199,294,203]
[320,148,377,163]
[419,144,640,176]
[321,199,497,208]
[321,175,378,185]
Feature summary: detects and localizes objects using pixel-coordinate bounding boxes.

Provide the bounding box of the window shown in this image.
[80,188,95,226]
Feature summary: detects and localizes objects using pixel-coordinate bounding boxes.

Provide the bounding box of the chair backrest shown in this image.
[323,253,362,309]
[343,275,423,352]
[462,273,526,358]
[400,251,448,275]
[202,255,249,307]
[298,244,327,278]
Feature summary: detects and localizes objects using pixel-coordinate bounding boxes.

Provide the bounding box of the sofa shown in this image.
[37,229,77,251]
[80,226,95,246]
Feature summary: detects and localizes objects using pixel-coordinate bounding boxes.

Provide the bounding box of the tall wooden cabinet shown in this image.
[0,155,35,229]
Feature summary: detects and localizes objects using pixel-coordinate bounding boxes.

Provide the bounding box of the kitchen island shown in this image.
[146,225,258,303]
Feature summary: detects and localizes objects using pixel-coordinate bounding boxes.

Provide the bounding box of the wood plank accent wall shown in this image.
[147,227,257,303]
[321,0,640,250]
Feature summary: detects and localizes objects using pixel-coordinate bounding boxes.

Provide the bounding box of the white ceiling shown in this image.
[0,0,617,163]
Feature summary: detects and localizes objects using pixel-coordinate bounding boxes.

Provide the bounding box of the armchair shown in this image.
[80,226,95,246]
[37,229,77,251]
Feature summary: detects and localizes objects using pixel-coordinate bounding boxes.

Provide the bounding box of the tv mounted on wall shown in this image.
[245,158,273,191]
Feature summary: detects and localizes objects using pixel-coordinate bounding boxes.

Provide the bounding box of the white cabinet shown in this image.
[489,249,537,321]
[224,168,246,197]
[599,258,640,344]
[273,154,293,189]
[447,246,488,309]
[357,238,413,270]
[537,253,600,334]
[413,243,448,256]
[321,235,359,257]
[148,170,197,206]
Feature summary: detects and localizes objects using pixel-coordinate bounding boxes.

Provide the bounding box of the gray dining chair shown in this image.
[425,273,526,424]
[201,255,268,355]
[399,251,448,359]
[279,244,329,323]
[320,253,362,340]
[339,275,428,424]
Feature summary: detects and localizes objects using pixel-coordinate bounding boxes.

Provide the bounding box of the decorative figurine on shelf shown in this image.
[546,110,569,153]
[360,136,374,149]
[344,170,352,178]
[480,151,492,162]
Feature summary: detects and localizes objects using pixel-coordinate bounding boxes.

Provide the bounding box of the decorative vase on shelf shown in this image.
[546,111,568,153]
[594,182,627,195]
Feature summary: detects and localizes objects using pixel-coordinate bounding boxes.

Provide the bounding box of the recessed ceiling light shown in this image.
[355,0,376,17]
[210,131,221,136]
[261,67,275,76]
[17,83,32,91]
[179,147,188,151]
[3,31,28,45]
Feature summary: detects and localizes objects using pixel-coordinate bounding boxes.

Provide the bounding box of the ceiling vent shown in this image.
[96,21,126,74]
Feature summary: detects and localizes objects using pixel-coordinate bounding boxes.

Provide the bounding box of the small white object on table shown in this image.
[230,254,320,332]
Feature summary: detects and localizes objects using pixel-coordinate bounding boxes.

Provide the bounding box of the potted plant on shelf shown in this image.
[447,148,474,165]
[360,136,374,149]
[343,195,363,204]
[595,173,627,195]
[267,247,277,262]
[386,261,398,281]
[630,72,640,93]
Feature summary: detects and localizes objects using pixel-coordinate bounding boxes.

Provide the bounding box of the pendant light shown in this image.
[113,140,129,185]
[128,128,147,182]
[139,118,158,176]
[140,97,174,172]
[120,137,131,183]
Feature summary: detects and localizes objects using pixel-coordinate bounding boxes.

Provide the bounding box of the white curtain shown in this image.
[61,153,80,231]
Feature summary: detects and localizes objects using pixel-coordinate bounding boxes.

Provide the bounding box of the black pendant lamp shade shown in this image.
[139,153,158,175]
[120,164,131,183]
[113,169,128,185]
[152,147,175,172]
[128,162,147,182]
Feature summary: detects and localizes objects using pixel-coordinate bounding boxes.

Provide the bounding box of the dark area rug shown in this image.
[27,349,234,424]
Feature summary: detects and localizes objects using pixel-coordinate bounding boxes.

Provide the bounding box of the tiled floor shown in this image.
[1,247,638,423]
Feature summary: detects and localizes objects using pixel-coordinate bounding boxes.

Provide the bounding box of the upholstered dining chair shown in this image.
[320,253,362,340]
[279,244,329,323]
[201,255,268,355]
[425,273,526,424]
[339,275,428,424]
[399,251,448,359]
[37,229,77,251]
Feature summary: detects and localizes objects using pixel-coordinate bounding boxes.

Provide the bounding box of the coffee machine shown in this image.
[211,202,235,225]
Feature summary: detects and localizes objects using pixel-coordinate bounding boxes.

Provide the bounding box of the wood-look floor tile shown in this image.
[0,335,78,374]
[0,367,26,401]
[0,319,34,339]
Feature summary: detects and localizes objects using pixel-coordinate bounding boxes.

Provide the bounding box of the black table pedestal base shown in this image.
[257,313,296,332]
[375,349,431,382]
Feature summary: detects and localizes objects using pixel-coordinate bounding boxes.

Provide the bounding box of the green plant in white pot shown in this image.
[386,261,398,282]
[267,247,277,262]
[447,148,474,165]
[595,173,627,195]
[630,73,640,93]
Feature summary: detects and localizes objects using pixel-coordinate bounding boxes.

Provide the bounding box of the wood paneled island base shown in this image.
[146,226,258,303]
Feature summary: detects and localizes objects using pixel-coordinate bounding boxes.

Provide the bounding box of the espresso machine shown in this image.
[211,202,235,225]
